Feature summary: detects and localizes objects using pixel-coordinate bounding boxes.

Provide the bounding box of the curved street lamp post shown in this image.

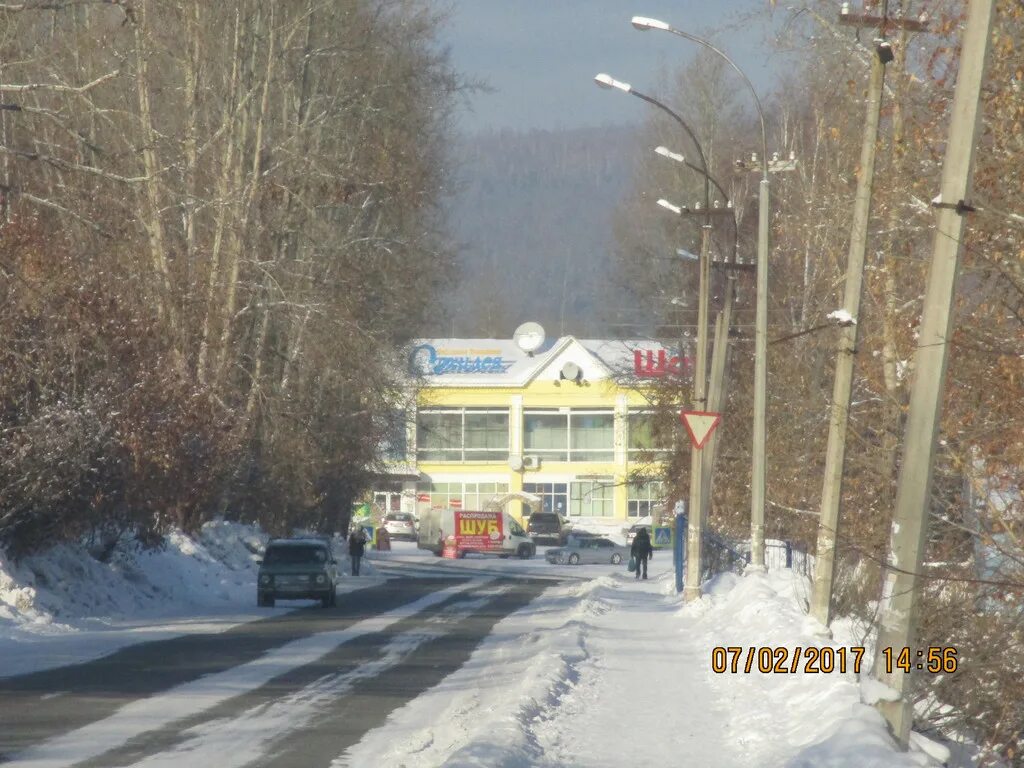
[632,17,771,574]
[595,73,736,599]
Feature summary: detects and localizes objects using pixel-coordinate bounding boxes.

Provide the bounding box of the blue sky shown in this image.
[437,0,783,132]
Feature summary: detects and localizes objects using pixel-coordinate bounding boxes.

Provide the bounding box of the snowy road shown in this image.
[0,575,550,768]
[1,541,928,768]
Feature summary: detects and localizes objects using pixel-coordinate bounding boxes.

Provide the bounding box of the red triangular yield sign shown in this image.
[680,411,722,449]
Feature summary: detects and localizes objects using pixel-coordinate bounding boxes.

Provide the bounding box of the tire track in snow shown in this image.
[1,579,481,768]
[109,586,514,768]
[0,576,456,758]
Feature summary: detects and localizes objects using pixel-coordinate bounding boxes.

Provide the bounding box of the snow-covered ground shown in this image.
[0,521,379,678]
[342,561,939,768]
[2,523,945,767]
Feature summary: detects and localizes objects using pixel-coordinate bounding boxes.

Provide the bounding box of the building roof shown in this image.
[408,336,692,388]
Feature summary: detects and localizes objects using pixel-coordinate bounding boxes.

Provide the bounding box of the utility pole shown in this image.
[737,151,796,569]
[685,218,712,602]
[872,0,995,747]
[750,168,770,571]
[700,275,737,517]
[811,0,898,628]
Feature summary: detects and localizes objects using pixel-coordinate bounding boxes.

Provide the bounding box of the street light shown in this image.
[594,74,711,214]
[655,146,738,263]
[632,16,771,571]
[594,73,714,601]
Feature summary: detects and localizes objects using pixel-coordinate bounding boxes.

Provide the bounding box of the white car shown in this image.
[383,512,417,540]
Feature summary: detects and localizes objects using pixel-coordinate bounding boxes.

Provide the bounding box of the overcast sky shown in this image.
[437,0,782,133]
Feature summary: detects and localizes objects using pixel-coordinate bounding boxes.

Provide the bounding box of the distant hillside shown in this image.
[440,125,639,338]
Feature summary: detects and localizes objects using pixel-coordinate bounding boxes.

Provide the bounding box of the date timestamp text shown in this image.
[710,646,959,674]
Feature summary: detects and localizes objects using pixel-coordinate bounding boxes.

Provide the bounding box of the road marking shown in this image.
[120,589,509,768]
[2,581,482,768]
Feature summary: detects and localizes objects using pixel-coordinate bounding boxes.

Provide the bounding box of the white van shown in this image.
[417,507,536,559]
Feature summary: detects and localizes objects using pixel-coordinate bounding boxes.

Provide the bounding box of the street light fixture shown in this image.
[657,198,685,215]
[631,16,671,31]
[631,16,771,572]
[656,146,738,263]
[595,74,711,213]
[593,73,631,93]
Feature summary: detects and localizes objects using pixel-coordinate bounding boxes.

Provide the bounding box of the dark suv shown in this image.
[257,538,338,608]
[527,512,571,546]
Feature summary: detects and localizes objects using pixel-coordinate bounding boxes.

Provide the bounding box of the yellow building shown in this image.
[371,333,690,524]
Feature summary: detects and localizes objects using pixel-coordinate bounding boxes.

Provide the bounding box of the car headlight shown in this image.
[315,574,326,584]
[259,574,272,585]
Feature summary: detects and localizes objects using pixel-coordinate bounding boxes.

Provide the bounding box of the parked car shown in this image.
[257,538,338,608]
[383,512,418,541]
[545,536,628,566]
[527,512,572,545]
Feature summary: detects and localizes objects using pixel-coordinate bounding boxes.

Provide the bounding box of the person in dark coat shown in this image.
[631,527,654,580]
[348,528,367,575]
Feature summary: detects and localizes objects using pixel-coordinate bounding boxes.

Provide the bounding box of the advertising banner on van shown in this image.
[454,510,504,550]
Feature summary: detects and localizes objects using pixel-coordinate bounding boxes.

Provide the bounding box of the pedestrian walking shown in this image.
[631,527,653,580]
[348,528,367,575]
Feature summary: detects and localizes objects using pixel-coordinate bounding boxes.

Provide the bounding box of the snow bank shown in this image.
[0,521,271,677]
[0,521,264,626]
[688,570,934,767]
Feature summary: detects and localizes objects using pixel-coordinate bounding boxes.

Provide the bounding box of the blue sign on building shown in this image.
[410,344,515,375]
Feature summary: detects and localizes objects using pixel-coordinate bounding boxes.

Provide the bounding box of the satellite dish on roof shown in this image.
[513,322,546,355]
[560,362,582,382]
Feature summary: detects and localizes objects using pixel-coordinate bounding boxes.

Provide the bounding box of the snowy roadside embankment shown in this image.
[0,521,272,678]
[690,570,935,767]
[342,566,939,768]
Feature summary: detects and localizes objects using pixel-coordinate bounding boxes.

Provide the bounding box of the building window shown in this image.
[523,411,568,461]
[416,482,508,509]
[417,481,461,509]
[416,408,509,462]
[523,410,614,463]
[373,492,403,513]
[464,413,510,461]
[628,412,670,455]
[522,483,568,516]
[627,481,665,518]
[570,412,614,461]
[570,479,614,517]
[463,482,509,509]
[417,410,462,462]
[380,411,409,462]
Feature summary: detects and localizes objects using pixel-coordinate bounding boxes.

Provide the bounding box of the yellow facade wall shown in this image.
[413,376,665,522]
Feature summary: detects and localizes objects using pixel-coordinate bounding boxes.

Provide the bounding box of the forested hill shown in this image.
[442,125,639,339]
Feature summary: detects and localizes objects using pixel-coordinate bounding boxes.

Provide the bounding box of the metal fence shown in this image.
[674,516,816,580]
[764,539,815,578]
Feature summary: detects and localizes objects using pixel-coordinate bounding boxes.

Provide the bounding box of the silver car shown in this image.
[383,512,418,540]
[545,536,628,566]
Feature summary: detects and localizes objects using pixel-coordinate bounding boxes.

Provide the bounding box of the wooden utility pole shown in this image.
[872,0,995,747]
[811,0,896,627]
